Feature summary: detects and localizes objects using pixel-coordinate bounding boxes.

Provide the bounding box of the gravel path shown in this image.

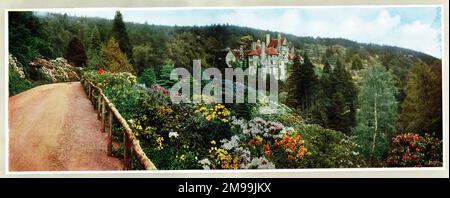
[8,82,123,171]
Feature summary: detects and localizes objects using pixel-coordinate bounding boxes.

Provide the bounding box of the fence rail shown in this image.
[82,79,157,170]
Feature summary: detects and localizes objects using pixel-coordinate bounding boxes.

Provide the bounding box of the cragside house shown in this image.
[225,33,297,81]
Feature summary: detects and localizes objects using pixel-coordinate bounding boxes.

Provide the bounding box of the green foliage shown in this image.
[132,44,154,74]
[8,12,49,66]
[328,60,357,134]
[351,54,363,70]
[386,133,442,167]
[156,63,176,89]
[138,68,156,87]
[166,32,209,69]
[64,36,87,67]
[287,53,317,114]
[294,123,366,168]
[102,37,135,74]
[9,67,32,96]
[111,11,133,60]
[86,26,104,69]
[399,61,442,138]
[354,64,398,164]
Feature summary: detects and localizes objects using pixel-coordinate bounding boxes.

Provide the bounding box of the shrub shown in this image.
[9,66,32,96]
[386,133,442,167]
[138,68,156,87]
[294,123,366,168]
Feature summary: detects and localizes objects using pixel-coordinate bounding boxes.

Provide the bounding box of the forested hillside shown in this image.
[9,11,442,169]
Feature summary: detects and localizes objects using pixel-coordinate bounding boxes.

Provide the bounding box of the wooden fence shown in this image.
[82,79,157,170]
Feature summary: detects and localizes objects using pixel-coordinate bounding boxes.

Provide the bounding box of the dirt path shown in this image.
[8,82,123,171]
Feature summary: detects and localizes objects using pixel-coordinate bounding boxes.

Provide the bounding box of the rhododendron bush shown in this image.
[81,71,441,169]
[386,133,442,167]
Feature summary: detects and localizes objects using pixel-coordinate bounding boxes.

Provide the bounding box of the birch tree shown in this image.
[354,64,398,165]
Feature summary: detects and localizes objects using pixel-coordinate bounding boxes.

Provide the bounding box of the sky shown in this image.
[46,6,442,58]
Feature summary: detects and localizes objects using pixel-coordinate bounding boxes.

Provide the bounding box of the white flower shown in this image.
[198,158,211,170]
[168,131,179,138]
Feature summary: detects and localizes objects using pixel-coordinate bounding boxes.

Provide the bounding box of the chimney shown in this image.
[251,42,256,50]
[277,33,281,49]
[266,34,270,46]
[261,42,266,55]
[240,45,244,58]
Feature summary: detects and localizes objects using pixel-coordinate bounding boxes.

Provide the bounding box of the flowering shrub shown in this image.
[274,132,308,160]
[386,133,442,167]
[195,103,231,123]
[82,70,367,169]
[96,69,106,74]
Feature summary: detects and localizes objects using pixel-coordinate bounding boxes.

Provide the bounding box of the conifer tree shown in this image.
[111,11,133,61]
[87,26,104,69]
[102,37,134,73]
[287,53,317,116]
[64,36,87,67]
[328,60,357,134]
[399,61,442,138]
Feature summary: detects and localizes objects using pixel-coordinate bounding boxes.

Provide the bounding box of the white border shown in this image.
[3,5,449,178]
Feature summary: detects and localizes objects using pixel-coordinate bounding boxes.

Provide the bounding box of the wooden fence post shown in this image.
[101,98,106,132]
[107,108,113,156]
[88,84,91,100]
[123,133,132,170]
[97,93,101,120]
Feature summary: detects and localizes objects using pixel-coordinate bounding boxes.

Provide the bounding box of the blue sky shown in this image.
[46,6,442,58]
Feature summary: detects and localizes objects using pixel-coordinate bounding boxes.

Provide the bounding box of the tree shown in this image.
[328,60,357,134]
[102,37,134,73]
[399,61,442,138]
[111,11,133,61]
[87,26,104,69]
[8,12,49,65]
[64,36,87,67]
[287,53,317,116]
[311,60,333,127]
[351,54,363,70]
[133,44,154,74]
[89,26,102,51]
[354,64,398,165]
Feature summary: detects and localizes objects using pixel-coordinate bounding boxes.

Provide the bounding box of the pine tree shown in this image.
[399,61,442,138]
[287,53,317,116]
[111,11,133,61]
[354,64,398,165]
[102,37,134,73]
[87,26,104,69]
[64,36,87,67]
[328,60,357,134]
[311,60,333,127]
[89,26,102,51]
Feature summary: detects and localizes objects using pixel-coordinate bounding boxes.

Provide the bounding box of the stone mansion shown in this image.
[225,33,296,81]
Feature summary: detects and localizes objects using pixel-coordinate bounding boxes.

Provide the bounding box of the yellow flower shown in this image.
[211,140,216,145]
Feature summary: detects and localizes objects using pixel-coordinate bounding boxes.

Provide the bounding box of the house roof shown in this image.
[242,47,279,56]
[267,37,286,48]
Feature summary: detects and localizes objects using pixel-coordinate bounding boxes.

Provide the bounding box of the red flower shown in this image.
[411,155,418,159]
[394,160,398,164]
[96,69,106,74]
[162,89,169,95]
[386,159,391,164]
